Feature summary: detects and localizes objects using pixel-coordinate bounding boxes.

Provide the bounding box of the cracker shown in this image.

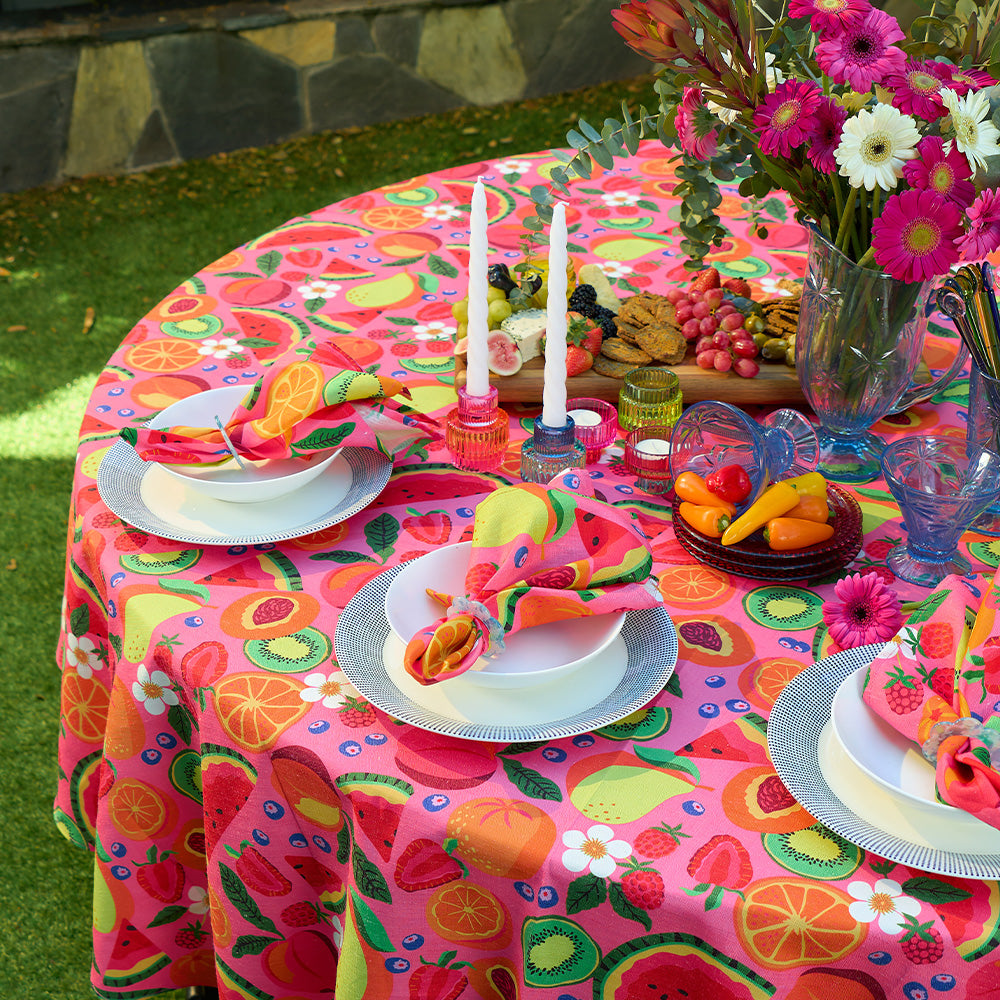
[593,355,646,379]
[602,337,653,364]
[613,318,642,344]
[618,300,659,328]
[635,324,685,363]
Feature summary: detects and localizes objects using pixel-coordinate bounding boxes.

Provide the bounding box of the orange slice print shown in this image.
[247,362,324,441]
[61,673,111,744]
[213,673,309,753]
[107,778,169,840]
[657,564,733,608]
[125,338,203,373]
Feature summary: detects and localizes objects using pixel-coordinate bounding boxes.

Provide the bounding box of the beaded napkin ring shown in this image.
[921,717,1000,768]
[446,596,506,660]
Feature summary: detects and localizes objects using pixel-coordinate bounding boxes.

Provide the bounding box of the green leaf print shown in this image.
[255,251,282,277]
[365,513,399,559]
[219,862,279,935]
[607,881,652,932]
[565,873,606,914]
[900,876,973,904]
[233,934,282,957]
[69,603,90,638]
[352,842,392,903]
[427,254,459,278]
[348,888,394,951]
[500,758,562,802]
[147,905,188,927]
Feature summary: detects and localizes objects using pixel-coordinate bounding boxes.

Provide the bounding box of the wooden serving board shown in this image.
[454,353,808,407]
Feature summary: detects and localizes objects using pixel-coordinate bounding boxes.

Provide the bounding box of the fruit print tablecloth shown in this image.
[55,141,1000,1000]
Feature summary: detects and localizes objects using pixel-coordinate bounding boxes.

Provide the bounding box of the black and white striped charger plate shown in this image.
[769,644,1000,879]
[96,441,391,545]
[335,565,679,742]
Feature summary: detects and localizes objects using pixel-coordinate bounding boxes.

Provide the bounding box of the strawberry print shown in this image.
[619,858,665,910]
[135,850,185,904]
[402,508,452,545]
[884,666,923,715]
[408,954,472,1000]
[633,821,689,859]
[394,838,463,892]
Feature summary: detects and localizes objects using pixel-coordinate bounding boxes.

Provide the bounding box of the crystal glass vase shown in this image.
[795,226,968,484]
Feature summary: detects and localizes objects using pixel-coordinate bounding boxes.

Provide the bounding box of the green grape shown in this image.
[451,298,469,323]
[487,299,513,326]
[486,286,508,304]
[456,322,468,343]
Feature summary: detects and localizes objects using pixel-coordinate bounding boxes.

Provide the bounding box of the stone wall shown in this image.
[0,0,650,192]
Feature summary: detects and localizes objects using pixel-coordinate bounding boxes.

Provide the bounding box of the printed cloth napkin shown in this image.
[402,470,663,685]
[124,338,436,464]
[862,568,1000,829]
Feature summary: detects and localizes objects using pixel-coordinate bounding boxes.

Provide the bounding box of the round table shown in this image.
[55,140,1000,999]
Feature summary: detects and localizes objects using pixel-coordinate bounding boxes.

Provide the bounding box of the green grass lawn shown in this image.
[0,74,650,999]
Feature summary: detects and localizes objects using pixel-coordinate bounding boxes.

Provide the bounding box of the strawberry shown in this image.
[919,622,956,659]
[402,508,452,545]
[394,838,463,892]
[884,666,923,715]
[566,344,594,377]
[135,852,185,903]
[339,696,376,728]
[634,821,690,859]
[722,277,752,297]
[174,919,209,949]
[899,915,945,964]
[689,267,721,292]
[284,855,343,895]
[619,859,665,910]
[568,314,603,355]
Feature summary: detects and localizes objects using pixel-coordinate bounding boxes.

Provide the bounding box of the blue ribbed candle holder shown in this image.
[520,416,586,484]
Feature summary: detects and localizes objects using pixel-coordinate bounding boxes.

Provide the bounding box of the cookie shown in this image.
[593,355,646,379]
[601,337,653,364]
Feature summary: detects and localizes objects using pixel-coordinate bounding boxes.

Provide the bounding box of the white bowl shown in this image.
[829,665,1000,847]
[385,541,627,690]
[148,386,341,503]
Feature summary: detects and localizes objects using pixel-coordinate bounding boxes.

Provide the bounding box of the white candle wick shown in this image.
[465,178,490,397]
[541,201,568,428]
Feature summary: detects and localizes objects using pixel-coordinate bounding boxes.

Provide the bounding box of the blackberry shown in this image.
[592,305,618,339]
[569,283,598,316]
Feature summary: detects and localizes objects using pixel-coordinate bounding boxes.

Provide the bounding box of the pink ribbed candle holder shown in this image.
[445,386,510,472]
[566,397,618,463]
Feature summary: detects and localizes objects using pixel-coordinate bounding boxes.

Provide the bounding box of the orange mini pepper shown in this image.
[784,493,831,524]
[678,502,732,538]
[674,471,737,515]
[764,516,836,551]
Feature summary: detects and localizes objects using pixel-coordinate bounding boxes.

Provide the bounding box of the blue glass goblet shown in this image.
[880,435,1000,587]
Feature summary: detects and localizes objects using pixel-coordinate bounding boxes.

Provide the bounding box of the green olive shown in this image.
[761,337,788,360]
[744,314,766,336]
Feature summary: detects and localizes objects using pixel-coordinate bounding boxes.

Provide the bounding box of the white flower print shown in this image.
[413,321,456,341]
[422,204,463,222]
[297,279,341,300]
[847,878,921,933]
[187,886,209,915]
[197,337,244,359]
[597,261,634,280]
[601,191,642,208]
[562,824,631,879]
[758,276,797,297]
[132,664,180,716]
[495,159,532,175]
[331,915,344,950]
[65,633,102,679]
[301,670,357,709]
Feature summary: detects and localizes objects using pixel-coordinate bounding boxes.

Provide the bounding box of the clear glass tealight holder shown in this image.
[967,364,1000,537]
[445,386,510,472]
[520,417,586,484]
[625,424,675,494]
[618,367,682,433]
[566,397,618,463]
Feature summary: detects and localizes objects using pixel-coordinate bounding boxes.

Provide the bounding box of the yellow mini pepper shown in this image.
[720,480,800,546]
[781,471,828,497]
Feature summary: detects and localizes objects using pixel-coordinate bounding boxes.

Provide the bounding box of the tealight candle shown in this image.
[567,408,602,428]
[541,202,568,428]
[635,438,671,456]
[465,178,490,398]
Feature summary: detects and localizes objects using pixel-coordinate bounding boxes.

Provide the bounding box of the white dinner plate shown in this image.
[336,564,678,742]
[97,439,391,545]
[384,541,627,689]
[769,645,1000,878]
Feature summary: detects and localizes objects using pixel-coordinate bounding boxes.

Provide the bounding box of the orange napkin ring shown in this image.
[446,597,506,658]
[921,717,1000,765]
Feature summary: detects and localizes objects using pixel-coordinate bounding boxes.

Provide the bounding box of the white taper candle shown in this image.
[541,201,568,428]
[465,178,490,397]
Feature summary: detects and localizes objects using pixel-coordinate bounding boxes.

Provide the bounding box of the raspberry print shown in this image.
[174,920,209,949]
[919,622,956,659]
[225,354,251,369]
[339,696,376,728]
[633,821,689,859]
[619,859,665,910]
[281,901,321,927]
[884,666,922,715]
[92,512,123,529]
[899,915,945,965]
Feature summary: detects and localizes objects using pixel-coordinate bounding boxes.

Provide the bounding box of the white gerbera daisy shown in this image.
[834,103,920,191]
[940,87,1000,175]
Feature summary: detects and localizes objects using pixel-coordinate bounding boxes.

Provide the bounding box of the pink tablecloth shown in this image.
[55,142,1000,999]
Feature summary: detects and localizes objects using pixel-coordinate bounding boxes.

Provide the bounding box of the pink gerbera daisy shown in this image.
[902,136,975,206]
[955,189,1000,260]
[822,572,903,649]
[675,87,719,160]
[937,65,999,96]
[787,0,869,33]
[872,188,963,283]
[883,60,949,120]
[807,96,849,173]
[754,80,823,156]
[815,7,907,92]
